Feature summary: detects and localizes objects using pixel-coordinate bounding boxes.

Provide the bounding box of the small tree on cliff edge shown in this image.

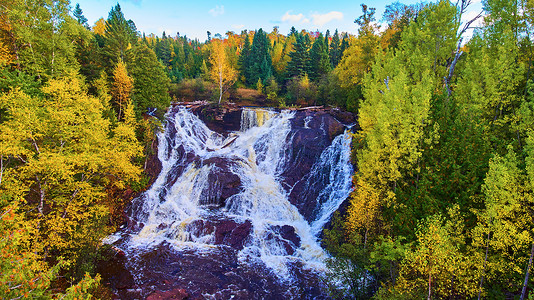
[209,39,237,104]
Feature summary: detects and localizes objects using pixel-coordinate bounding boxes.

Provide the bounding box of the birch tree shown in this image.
[209,38,237,104]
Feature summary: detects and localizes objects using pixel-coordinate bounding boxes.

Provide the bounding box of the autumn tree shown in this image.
[0,72,141,281]
[209,39,237,104]
[111,60,134,121]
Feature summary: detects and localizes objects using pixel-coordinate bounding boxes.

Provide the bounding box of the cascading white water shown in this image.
[114,106,353,280]
[240,107,277,131]
[308,130,354,235]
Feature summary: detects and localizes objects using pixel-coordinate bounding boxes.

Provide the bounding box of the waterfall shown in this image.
[240,107,277,131]
[308,129,354,235]
[109,106,353,283]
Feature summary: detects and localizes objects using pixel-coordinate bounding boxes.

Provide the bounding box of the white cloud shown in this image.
[232,24,245,30]
[209,5,225,17]
[311,11,343,26]
[282,11,305,23]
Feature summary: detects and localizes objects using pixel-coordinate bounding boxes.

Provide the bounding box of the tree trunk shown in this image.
[446,39,463,97]
[37,176,45,216]
[0,155,3,187]
[520,242,534,300]
[218,70,223,105]
[450,275,455,299]
[428,271,432,300]
[478,231,490,300]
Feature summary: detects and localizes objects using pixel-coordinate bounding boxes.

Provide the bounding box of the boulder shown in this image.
[275,225,301,255]
[188,103,242,135]
[215,220,252,250]
[201,157,242,207]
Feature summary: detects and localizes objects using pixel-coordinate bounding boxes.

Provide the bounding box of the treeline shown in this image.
[323,0,534,299]
[142,25,356,109]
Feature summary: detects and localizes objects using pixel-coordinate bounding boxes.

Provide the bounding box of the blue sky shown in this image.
[73,0,484,41]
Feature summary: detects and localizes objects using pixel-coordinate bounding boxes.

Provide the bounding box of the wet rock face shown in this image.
[201,157,242,207]
[98,245,329,300]
[214,220,252,250]
[146,288,189,300]
[188,103,242,134]
[268,225,301,255]
[282,110,349,222]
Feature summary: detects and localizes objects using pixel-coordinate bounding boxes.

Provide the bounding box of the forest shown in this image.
[0,0,534,298]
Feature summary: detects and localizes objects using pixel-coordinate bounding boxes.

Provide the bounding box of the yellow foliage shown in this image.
[209,39,237,104]
[335,31,379,87]
[346,178,382,239]
[111,60,134,121]
[0,39,13,66]
[0,72,141,269]
[92,18,106,35]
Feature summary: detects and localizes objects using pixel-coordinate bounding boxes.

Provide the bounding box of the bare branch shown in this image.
[17,155,27,164]
[446,38,464,96]
[0,208,12,220]
[458,10,483,38]
[29,134,40,155]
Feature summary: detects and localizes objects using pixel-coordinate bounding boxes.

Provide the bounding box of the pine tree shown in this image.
[286,33,311,79]
[244,28,272,85]
[129,44,171,118]
[309,33,331,81]
[73,3,89,29]
[103,4,138,66]
[329,29,341,67]
[238,33,251,84]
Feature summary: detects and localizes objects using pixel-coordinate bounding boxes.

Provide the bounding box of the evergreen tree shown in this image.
[244,28,272,85]
[238,33,251,83]
[286,33,311,79]
[329,29,341,67]
[324,29,330,51]
[103,4,138,66]
[309,33,331,81]
[289,26,298,37]
[73,3,89,29]
[129,44,171,118]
